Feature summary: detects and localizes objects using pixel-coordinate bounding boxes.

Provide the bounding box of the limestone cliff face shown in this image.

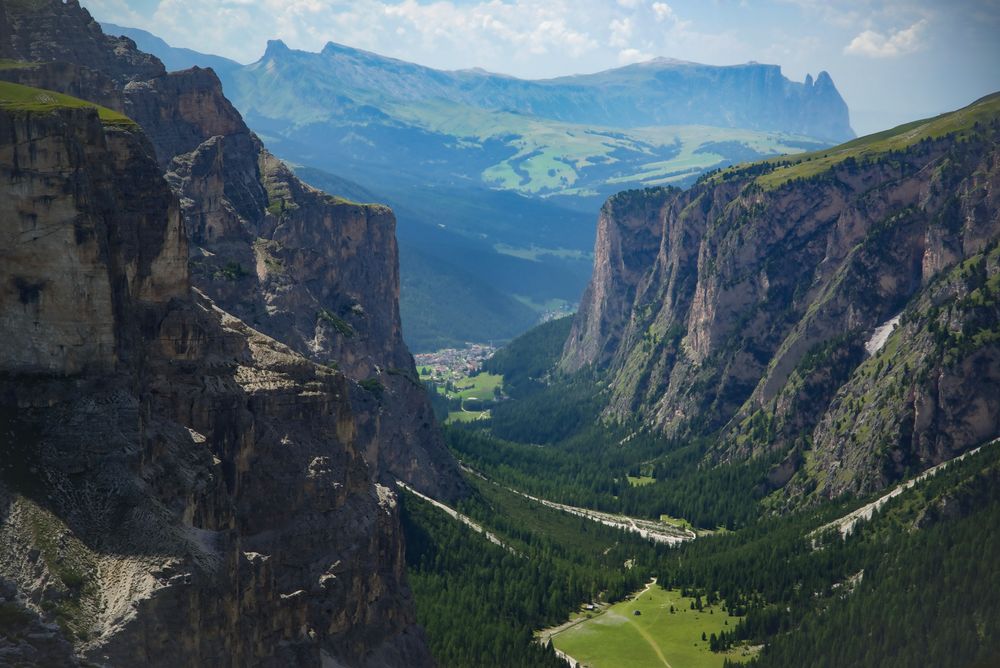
[562,188,673,373]
[563,95,1000,500]
[0,98,431,667]
[0,108,185,375]
[790,246,1000,500]
[0,0,464,500]
[0,0,459,664]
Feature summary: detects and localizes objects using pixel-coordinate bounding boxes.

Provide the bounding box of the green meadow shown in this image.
[0,80,134,125]
[552,583,757,668]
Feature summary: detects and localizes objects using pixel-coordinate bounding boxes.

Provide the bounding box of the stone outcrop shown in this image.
[0,91,432,668]
[563,94,1000,501]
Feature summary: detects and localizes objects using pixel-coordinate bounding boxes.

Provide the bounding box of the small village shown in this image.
[414,343,497,379]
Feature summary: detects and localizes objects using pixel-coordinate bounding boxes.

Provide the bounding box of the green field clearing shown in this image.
[448,372,503,401]
[627,475,656,487]
[419,369,502,424]
[446,408,491,424]
[552,583,756,668]
[418,370,503,400]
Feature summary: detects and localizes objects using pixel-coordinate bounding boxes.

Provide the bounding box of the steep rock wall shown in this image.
[564,96,1000,500]
[0,99,432,667]
[0,0,464,501]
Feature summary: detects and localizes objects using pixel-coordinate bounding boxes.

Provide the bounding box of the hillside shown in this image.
[562,92,1000,502]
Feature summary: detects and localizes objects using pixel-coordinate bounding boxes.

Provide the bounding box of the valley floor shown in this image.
[546,581,757,668]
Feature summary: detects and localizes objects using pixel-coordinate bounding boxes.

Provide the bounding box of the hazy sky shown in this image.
[87,0,1000,135]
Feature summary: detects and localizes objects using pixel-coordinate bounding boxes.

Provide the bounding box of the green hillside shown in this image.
[0,79,133,125]
[746,92,1000,188]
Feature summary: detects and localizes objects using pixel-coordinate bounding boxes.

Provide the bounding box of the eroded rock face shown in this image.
[564,104,1000,501]
[0,0,463,502]
[561,188,672,374]
[0,108,185,375]
[0,101,432,667]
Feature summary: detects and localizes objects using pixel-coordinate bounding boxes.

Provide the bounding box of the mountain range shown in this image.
[104,23,853,351]
[2,2,998,666]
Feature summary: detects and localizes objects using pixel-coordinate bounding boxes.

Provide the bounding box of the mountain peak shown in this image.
[322,40,347,55]
[264,39,290,58]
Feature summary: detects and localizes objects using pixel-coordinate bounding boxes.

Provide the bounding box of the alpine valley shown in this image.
[0,2,998,668]
[104,22,852,351]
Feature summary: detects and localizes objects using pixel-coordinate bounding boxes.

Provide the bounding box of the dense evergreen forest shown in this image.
[401,477,660,667]
[453,319,774,529]
[404,315,1000,667]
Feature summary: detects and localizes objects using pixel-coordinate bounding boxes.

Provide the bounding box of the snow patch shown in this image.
[864,313,902,356]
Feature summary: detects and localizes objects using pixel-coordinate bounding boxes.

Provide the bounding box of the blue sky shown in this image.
[87,0,1000,135]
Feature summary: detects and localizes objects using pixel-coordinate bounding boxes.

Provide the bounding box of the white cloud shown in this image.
[844,19,927,58]
[609,17,633,48]
[651,2,675,23]
[618,47,653,64]
[83,0,743,77]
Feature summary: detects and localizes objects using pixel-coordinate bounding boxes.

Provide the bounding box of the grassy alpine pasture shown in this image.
[387,97,820,196]
[418,369,504,423]
[450,372,503,401]
[446,409,491,423]
[0,80,135,125]
[551,583,756,668]
[627,475,656,487]
[748,91,1000,189]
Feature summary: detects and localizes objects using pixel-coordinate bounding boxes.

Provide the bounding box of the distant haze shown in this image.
[85,0,999,136]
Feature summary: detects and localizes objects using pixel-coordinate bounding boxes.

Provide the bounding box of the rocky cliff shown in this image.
[0,0,464,502]
[563,94,1000,502]
[0,0,464,665]
[0,82,432,668]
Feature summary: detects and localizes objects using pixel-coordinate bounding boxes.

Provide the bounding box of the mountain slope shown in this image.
[562,93,1000,503]
[223,38,847,199]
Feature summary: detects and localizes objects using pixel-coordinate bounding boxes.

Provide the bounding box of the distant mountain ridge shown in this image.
[247,38,853,141]
[101,22,242,75]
